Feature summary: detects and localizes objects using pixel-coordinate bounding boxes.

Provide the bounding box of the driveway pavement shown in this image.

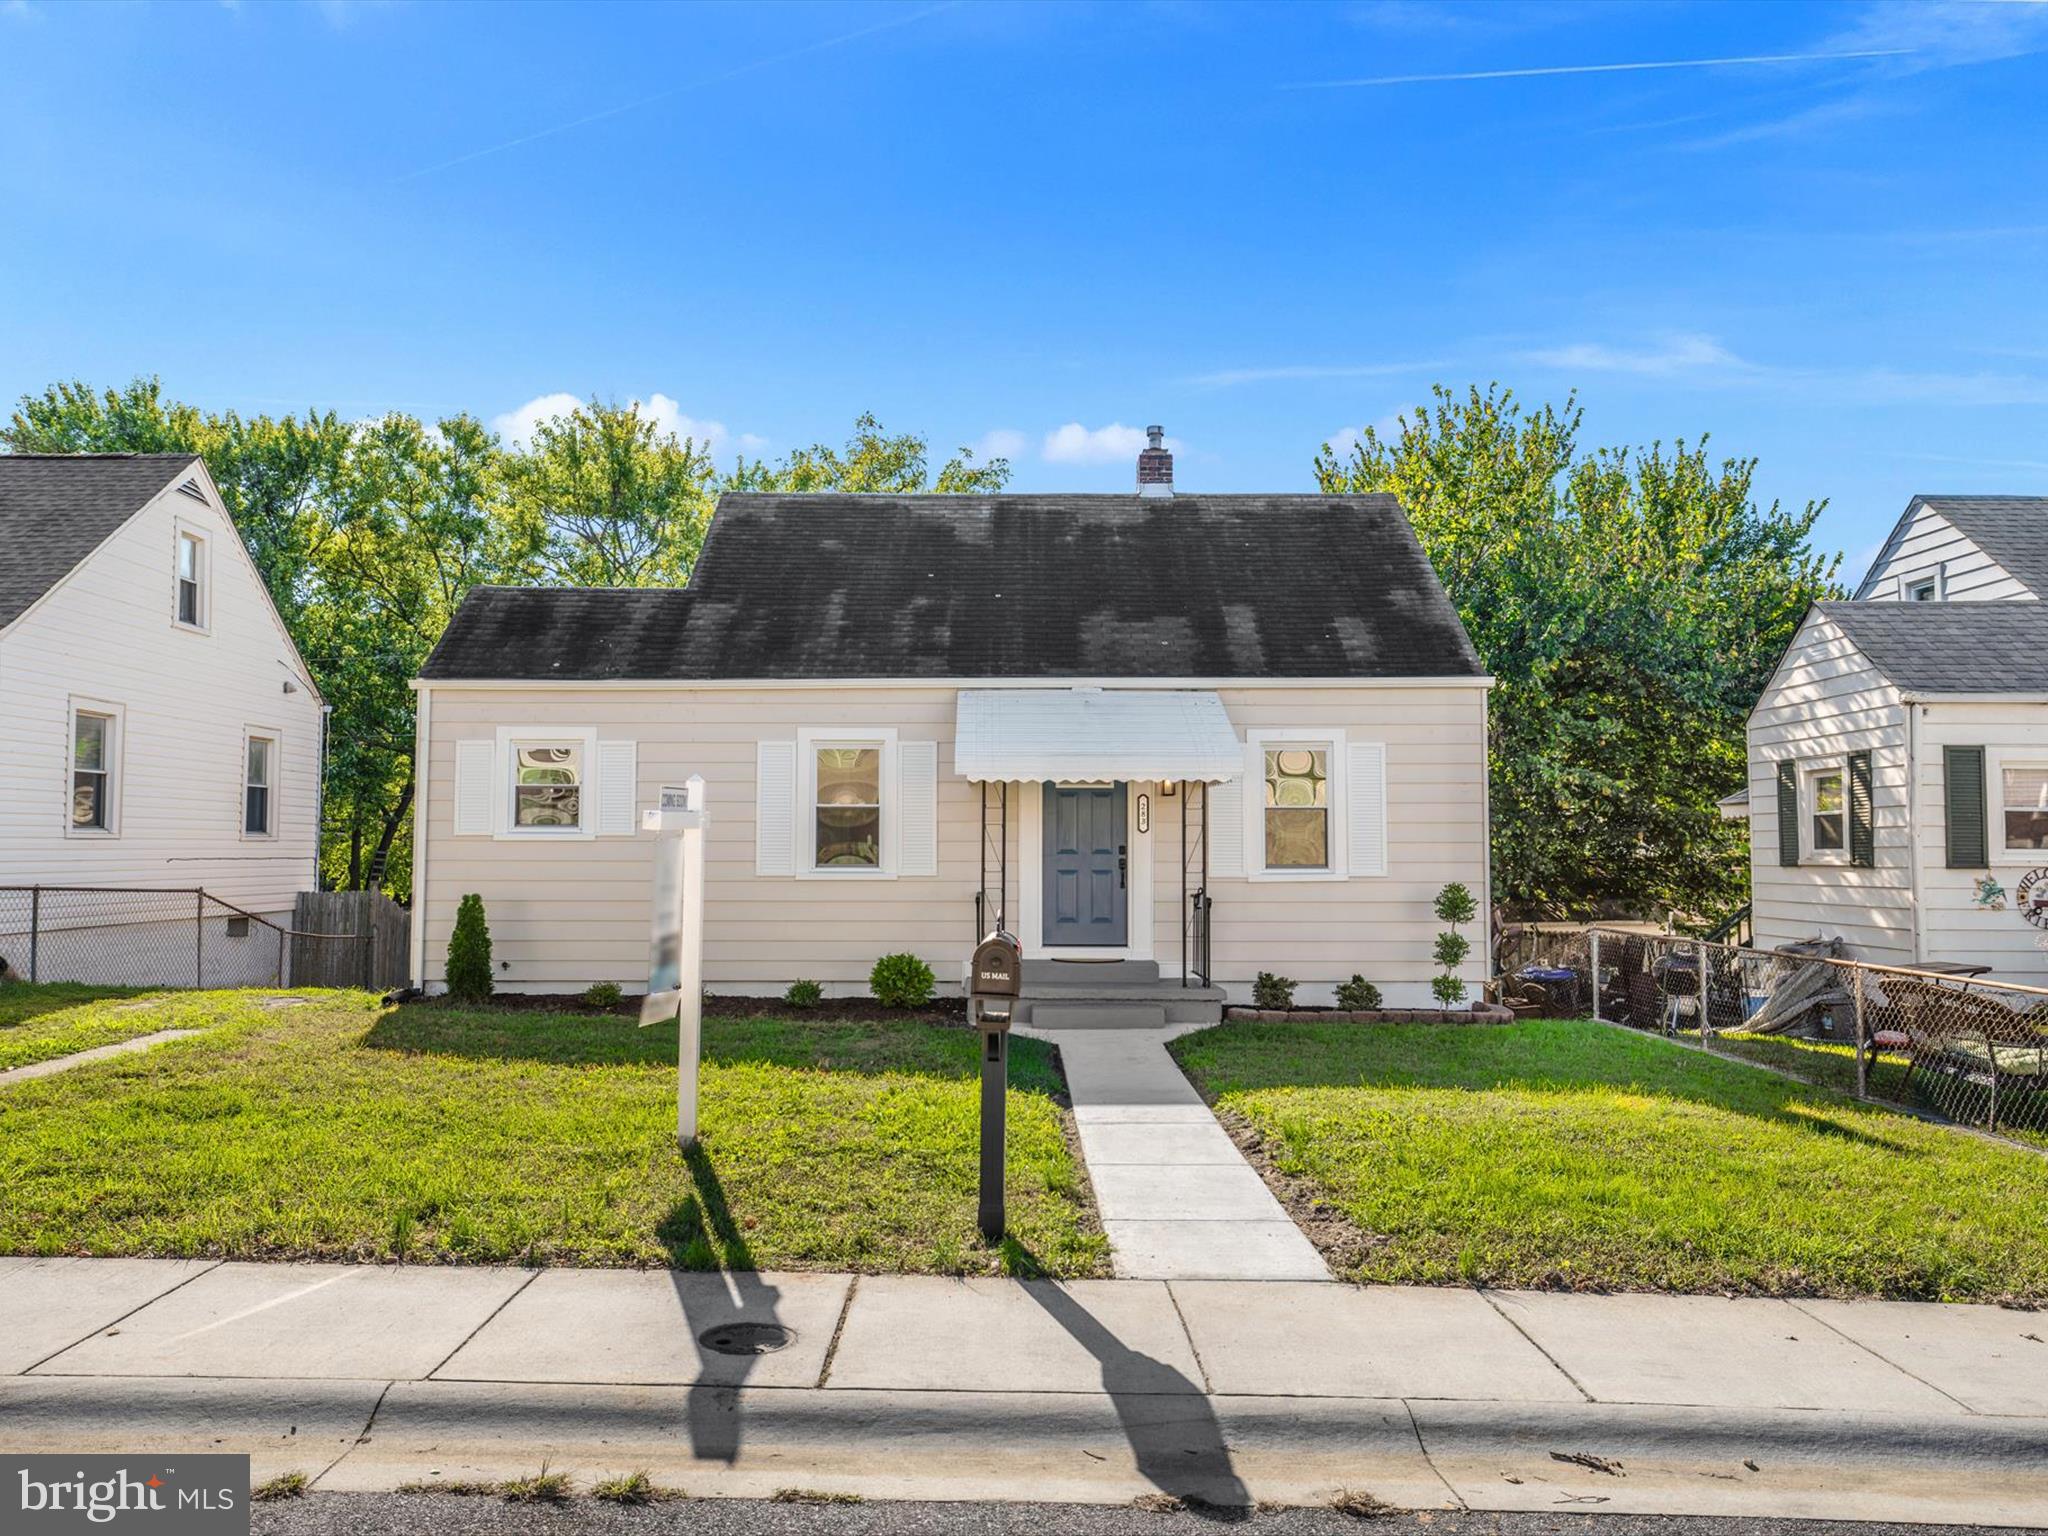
[4,1257,2047,1523]
[1040,1026,1328,1281]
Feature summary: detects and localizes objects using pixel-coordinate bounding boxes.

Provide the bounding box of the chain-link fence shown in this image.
[1505,925,2048,1141]
[0,887,369,990]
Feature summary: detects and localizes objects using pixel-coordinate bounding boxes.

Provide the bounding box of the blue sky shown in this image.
[2,0,2044,577]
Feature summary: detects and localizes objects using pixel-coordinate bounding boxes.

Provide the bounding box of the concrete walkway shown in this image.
[6,1257,2047,1522]
[0,1029,201,1085]
[1040,1026,1328,1281]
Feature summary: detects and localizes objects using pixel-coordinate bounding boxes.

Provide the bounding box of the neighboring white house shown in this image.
[1746,599,2048,986]
[1854,494,2047,604]
[409,435,1494,1016]
[0,454,325,978]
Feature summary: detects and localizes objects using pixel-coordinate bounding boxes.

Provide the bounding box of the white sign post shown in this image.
[640,775,708,1146]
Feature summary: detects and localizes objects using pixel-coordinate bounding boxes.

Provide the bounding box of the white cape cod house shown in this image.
[1745,495,2048,985]
[408,440,1493,1017]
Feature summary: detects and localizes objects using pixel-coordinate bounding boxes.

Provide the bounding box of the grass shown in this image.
[250,1472,309,1502]
[501,1465,574,1504]
[0,982,185,1070]
[0,985,1107,1277]
[592,1470,684,1505]
[1171,1016,2048,1301]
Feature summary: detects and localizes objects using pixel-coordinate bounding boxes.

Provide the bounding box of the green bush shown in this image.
[583,981,623,1009]
[869,953,936,1009]
[1335,975,1383,1011]
[1252,972,1296,1009]
[446,893,493,1003]
[784,978,824,1009]
[1431,881,1476,1008]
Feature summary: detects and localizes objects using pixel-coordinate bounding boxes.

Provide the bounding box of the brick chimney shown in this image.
[1136,424,1173,498]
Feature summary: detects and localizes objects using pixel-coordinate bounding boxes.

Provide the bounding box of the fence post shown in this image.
[28,886,40,984]
[1852,964,1868,1099]
[1696,938,1712,1045]
[1589,930,1602,1022]
[194,890,205,989]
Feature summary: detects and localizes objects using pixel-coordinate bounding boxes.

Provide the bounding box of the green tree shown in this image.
[724,410,1009,494]
[1317,384,1839,922]
[500,398,718,587]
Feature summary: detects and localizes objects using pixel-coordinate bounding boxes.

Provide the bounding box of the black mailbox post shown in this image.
[968,931,1021,1241]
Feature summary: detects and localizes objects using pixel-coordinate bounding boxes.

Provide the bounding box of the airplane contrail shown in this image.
[1285,48,1913,90]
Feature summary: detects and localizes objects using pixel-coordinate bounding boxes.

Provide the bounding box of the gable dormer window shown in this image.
[175,528,207,629]
[1900,564,1944,602]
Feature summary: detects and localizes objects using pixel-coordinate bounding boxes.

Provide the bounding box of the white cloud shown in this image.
[971,428,1028,463]
[1186,360,1438,389]
[1522,333,1745,376]
[490,392,758,454]
[1042,422,1181,463]
[1825,0,2048,71]
[1325,408,1422,459]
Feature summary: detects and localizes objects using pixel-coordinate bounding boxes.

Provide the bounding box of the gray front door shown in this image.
[1043,782,1127,947]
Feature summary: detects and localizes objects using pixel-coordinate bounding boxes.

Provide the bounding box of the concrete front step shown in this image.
[1017,958,1224,1026]
[1023,958,1162,988]
[1025,1002,1170,1030]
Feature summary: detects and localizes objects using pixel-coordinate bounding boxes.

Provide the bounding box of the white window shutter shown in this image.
[1348,741,1388,876]
[453,740,495,835]
[1206,777,1245,877]
[898,740,938,876]
[756,741,797,875]
[596,740,637,835]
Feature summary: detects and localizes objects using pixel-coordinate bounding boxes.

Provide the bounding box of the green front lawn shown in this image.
[0,983,181,1070]
[1172,1016,2048,1301]
[0,988,1107,1277]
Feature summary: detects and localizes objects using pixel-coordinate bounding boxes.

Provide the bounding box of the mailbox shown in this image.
[969,930,1021,1027]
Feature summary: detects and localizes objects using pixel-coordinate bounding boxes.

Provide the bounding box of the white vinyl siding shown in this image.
[1859,503,2037,602]
[416,684,1489,1005]
[0,467,321,915]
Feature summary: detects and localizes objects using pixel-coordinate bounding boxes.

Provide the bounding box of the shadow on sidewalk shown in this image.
[659,1143,782,1467]
[1018,1261,1251,1520]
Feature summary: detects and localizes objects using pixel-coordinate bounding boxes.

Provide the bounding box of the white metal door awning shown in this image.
[953,688,1242,783]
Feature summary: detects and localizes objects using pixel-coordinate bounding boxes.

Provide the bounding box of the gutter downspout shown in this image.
[316,702,333,892]
[408,684,431,990]
[1480,683,1495,990]
[1906,700,1925,966]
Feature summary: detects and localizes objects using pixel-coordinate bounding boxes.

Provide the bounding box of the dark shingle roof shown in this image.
[1919,496,2048,598]
[0,454,198,627]
[421,493,1485,682]
[1821,600,2048,695]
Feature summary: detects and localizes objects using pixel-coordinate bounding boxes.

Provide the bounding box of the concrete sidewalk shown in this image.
[4,1257,2047,1522]
[1042,1026,1328,1281]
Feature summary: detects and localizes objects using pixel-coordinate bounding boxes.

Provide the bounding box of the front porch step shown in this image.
[1023,959,1162,989]
[1025,1002,1169,1030]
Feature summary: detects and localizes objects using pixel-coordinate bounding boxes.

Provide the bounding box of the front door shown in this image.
[1042,782,1128,947]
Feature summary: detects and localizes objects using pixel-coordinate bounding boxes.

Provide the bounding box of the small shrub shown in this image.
[784,978,824,1009]
[583,980,624,1009]
[1335,975,1383,1011]
[1252,971,1296,1009]
[1431,882,1477,1008]
[446,893,493,1003]
[869,952,936,1009]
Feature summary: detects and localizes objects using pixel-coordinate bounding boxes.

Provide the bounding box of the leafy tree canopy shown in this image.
[1316,383,1840,923]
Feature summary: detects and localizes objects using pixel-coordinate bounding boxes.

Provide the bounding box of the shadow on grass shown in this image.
[662,1144,780,1466]
[0,982,152,1030]
[361,1005,1067,1094]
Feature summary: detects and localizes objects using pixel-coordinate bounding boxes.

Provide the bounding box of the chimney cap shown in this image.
[1145,424,1164,449]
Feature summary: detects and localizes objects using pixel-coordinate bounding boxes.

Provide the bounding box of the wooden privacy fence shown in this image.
[291,890,412,992]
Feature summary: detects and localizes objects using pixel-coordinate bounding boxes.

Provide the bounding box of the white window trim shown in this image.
[492,725,600,841]
[1017,778,1155,961]
[241,726,281,841]
[172,521,211,633]
[65,697,125,839]
[1801,758,1849,865]
[796,726,898,879]
[1897,563,1946,602]
[1244,727,1348,882]
[1988,749,2048,864]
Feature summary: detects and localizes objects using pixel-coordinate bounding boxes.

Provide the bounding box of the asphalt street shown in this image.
[250,1495,2042,1536]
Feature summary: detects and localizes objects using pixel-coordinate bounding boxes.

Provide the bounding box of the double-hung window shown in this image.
[1263,745,1330,870]
[175,529,206,628]
[512,742,584,830]
[2003,764,2048,853]
[814,743,884,869]
[72,709,115,832]
[1807,764,1846,857]
[245,734,277,837]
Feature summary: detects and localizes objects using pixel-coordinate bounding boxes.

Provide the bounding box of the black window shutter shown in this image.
[1944,746,1988,869]
[1848,750,1874,867]
[1776,761,1800,866]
